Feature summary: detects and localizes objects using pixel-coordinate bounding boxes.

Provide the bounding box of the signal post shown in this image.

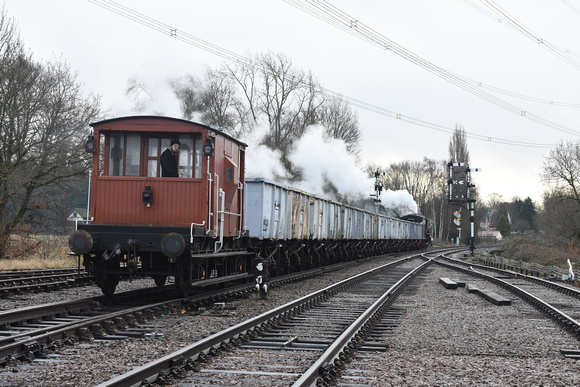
[447,161,480,255]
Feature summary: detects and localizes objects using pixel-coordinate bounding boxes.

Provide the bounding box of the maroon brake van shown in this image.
[69,116,251,296]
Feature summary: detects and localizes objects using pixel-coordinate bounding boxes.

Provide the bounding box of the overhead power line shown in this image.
[89,0,556,149]
[320,88,553,149]
[561,0,580,17]
[456,72,580,108]
[88,0,255,67]
[286,0,580,137]
[462,0,580,63]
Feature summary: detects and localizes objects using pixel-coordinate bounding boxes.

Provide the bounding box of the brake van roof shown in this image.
[90,115,248,147]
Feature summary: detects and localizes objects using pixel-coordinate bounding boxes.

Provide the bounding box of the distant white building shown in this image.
[478,230,502,241]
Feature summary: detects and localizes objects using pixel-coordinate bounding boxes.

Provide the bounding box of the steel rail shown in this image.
[440,253,580,298]
[293,255,435,386]
[436,256,580,338]
[95,252,424,387]
[0,283,189,363]
[0,254,394,366]
[0,300,174,364]
[0,268,87,278]
[0,271,93,294]
[0,297,104,326]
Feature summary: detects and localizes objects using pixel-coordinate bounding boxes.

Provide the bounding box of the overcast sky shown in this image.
[4,0,580,204]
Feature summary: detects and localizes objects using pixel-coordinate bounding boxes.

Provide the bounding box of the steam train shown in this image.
[68,116,431,297]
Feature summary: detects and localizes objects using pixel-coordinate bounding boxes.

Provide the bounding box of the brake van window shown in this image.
[145,135,201,178]
[108,134,141,176]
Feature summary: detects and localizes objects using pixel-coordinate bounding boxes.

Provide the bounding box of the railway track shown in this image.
[435,254,580,356]
[0,267,92,297]
[5,246,577,385]
[96,252,436,386]
[0,285,178,365]
[330,259,580,386]
[0,251,419,368]
[93,246,580,387]
[0,248,465,385]
[438,254,580,322]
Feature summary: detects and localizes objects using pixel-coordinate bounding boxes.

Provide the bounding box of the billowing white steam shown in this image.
[241,125,287,180]
[288,125,365,197]
[116,78,417,215]
[244,124,418,215]
[381,189,418,216]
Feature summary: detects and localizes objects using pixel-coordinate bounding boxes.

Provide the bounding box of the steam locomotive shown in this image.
[68,116,430,297]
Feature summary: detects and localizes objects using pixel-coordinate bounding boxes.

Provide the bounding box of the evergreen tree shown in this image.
[510,197,537,232]
[497,214,510,237]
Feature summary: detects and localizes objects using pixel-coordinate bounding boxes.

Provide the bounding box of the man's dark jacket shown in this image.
[160,148,179,177]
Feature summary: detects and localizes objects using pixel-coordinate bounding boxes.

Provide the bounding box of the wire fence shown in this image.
[475,252,578,285]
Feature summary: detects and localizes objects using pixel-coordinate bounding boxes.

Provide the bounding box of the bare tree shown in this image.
[227,51,322,155]
[169,51,362,177]
[0,11,100,258]
[368,158,449,241]
[540,140,580,244]
[486,193,505,210]
[200,68,247,137]
[224,57,260,123]
[382,158,444,214]
[538,189,580,244]
[170,74,203,120]
[448,123,470,164]
[170,70,252,138]
[225,53,364,162]
[317,94,361,159]
[541,141,580,202]
[126,76,154,113]
[423,159,451,242]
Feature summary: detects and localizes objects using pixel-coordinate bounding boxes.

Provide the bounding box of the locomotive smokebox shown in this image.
[69,230,93,255]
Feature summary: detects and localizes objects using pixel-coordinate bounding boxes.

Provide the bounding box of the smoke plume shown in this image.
[244,124,418,215]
